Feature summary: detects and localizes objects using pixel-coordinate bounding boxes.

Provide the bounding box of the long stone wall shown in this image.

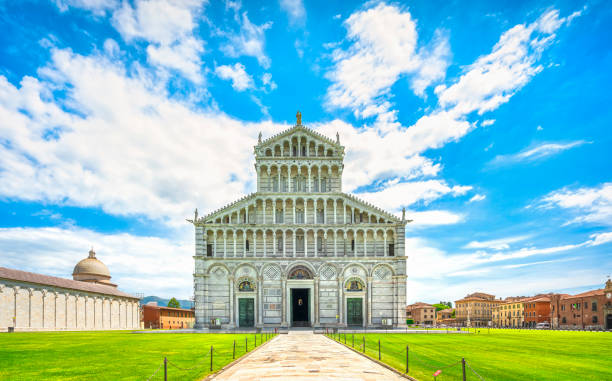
[0,281,140,331]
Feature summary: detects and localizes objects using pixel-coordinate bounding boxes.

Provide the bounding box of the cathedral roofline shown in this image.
[187,191,407,225]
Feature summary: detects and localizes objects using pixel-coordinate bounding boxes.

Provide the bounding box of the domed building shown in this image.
[72,249,116,287]
[0,249,140,331]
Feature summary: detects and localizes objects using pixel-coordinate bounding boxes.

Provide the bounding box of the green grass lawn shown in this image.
[328,329,612,380]
[0,331,275,380]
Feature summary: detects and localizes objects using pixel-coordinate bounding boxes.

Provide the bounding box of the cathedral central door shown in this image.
[347,298,363,326]
[291,289,310,327]
[238,298,254,327]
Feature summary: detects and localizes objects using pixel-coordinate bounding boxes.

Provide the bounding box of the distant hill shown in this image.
[140,296,193,309]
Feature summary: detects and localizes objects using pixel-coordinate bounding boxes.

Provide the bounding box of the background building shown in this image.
[493,298,526,328]
[551,279,612,330]
[455,292,502,327]
[436,308,455,326]
[0,250,140,331]
[142,303,195,329]
[191,114,408,329]
[523,295,551,327]
[405,302,436,325]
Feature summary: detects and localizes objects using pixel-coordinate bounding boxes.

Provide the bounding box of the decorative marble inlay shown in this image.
[320,265,336,280]
[374,267,390,280]
[264,265,281,280]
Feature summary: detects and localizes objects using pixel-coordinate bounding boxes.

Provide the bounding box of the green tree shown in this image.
[167,297,180,308]
[433,303,450,311]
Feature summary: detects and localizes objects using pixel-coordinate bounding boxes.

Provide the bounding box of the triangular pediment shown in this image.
[256,125,343,152]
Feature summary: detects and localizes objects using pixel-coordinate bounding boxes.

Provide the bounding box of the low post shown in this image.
[164,357,167,381]
[378,339,381,360]
[210,346,213,372]
[246,337,248,352]
[363,336,365,353]
[233,340,236,359]
[352,334,354,348]
[406,345,409,374]
[255,334,257,347]
[344,333,346,345]
[462,358,466,381]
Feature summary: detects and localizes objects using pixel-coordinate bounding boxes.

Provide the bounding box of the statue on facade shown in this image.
[258,132,262,143]
[402,207,406,221]
[296,110,302,125]
[194,208,198,222]
[336,132,340,144]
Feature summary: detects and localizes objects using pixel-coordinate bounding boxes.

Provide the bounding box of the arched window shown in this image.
[238,280,254,292]
[277,235,283,252]
[592,316,598,323]
[301,146,306,156]
[561,317,566,323]
[321,178,327,192]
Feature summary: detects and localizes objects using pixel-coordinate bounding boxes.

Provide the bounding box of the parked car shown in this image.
[536,322,550,329]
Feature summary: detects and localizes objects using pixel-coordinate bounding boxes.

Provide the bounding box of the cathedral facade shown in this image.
[191,113,407,328]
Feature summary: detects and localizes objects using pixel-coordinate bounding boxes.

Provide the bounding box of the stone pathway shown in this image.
[210,331,406,380]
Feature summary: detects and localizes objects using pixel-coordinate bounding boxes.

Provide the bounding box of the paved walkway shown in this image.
[210,331,406,380]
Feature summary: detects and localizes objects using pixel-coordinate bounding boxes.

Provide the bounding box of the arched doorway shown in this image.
[288,265,313,327]
[607,314,612,330]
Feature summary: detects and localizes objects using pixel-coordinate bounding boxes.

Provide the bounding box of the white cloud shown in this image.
[587,232,612,246]
[325,3,450,119]
[215,63,254,91]
[0,48,285,225]
[112,0,205,82]
[537,125,543,131]
[54,0,118,15]
[481,119,495,127]
[464,235,530,251]
[279,0,306,26]
[489,140,587,166]
[0,227,192,298]
[407,210,464,226]
[261,72,277,91]
[357,180,471,211]
[469,194,486,203]
[540,183,612,226]
[436,9,578,116]
[220,12,272,68]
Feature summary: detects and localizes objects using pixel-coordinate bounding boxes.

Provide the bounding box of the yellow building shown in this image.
[455,292,503,327]
[493,298,526,328]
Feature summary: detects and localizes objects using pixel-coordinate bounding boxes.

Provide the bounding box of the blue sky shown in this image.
[0,0,610,302]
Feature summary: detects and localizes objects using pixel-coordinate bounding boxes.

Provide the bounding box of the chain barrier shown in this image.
[145,360,164,381]
[145,333,276,380]
[466,361,486,381]
[330,333,483,378]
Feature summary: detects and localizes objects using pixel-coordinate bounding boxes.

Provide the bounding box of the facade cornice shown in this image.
[200,223,401,229]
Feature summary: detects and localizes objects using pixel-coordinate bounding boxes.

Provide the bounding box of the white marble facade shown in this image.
[191,114,407,328]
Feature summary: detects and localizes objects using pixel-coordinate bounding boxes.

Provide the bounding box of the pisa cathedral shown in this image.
[190,112,407,328]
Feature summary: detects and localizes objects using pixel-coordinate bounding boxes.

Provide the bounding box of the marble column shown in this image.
[314,276,320,326]
[28,288,34,328]
[13,286,19,328]
[367,277,372,326]
[273,233,277,256]
[333,201,337,224]
[223,230,227,258]
[283,230,286,256]
[42,289,47,329]
[233,230,237,257]
[281,277,287,326]
[338,277,344,325]
[257,276,263,326]
[363,232,367,256]
[229,276,235,326]
[253,231,257,257]
[383,232,387,257]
